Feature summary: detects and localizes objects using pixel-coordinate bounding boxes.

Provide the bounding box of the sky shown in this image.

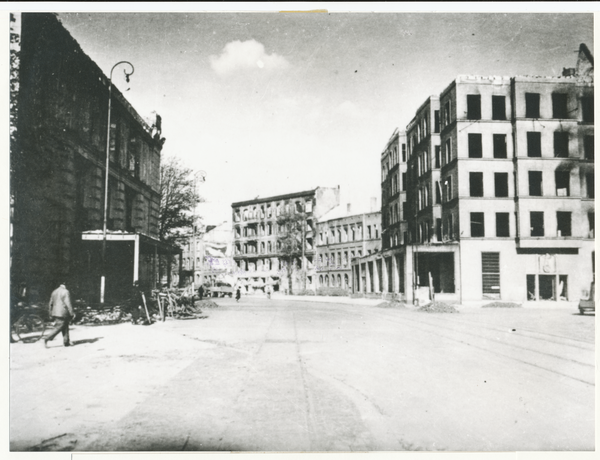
[32,7,594,225]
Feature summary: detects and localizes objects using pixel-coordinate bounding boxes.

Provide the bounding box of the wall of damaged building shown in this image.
[11,13,163,301]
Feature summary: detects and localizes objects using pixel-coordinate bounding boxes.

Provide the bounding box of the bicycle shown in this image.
[11,304,48,343]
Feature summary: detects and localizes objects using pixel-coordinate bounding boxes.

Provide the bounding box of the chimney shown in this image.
[370,197,377,212]
[347,203,352,214]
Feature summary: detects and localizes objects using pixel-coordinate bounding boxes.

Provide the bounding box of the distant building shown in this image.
[354,56,594,303]
[180,222,234,289]
[232,187,340,293]
[10,13,170,303]
[315,202,381,293]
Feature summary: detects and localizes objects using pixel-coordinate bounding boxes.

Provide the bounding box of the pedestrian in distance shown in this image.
[265,285,272,300]
[197,284,204,301]
[128,281,144,325]
[44,281,75,348]
[235,286,241,302]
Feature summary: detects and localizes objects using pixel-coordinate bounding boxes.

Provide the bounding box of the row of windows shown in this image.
[317,251,362,269]
[382,143,407,181]
[233,200,314,222]
[319,224,379,244]
[319,273,350,289]
[464,93,594,122]
[466,211,595,238]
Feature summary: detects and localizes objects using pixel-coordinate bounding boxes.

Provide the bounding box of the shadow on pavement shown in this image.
[71,337,102,346]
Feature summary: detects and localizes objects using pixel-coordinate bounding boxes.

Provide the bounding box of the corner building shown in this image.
[232,187,340,293]
[354,72,594,303]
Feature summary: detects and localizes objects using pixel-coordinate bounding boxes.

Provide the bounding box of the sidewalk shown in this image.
[270,293,384,306]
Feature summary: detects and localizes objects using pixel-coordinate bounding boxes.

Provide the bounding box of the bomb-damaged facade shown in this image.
[353,52,594,303]
[232,187,340,293]
[10,13,171,303]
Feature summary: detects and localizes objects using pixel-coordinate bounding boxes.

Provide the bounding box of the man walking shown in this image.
[128,281,144,325]
[197,284,205,301]
[44,281,75,348]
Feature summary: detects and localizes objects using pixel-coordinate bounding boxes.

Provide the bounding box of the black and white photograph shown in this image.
[7,4,596,454]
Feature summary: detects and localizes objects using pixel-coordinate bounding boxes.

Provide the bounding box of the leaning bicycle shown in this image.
[11,304,48,343]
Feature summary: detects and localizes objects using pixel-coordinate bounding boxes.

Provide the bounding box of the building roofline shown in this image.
[232,187,322,207]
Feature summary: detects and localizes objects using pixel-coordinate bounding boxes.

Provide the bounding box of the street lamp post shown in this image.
[100,61,134,304]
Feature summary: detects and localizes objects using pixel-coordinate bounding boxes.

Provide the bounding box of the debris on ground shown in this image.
[74,306,125,325]
[196,300,219,309]
[482,302,522,308]
[418,302,459,313]
[375,301,407,309]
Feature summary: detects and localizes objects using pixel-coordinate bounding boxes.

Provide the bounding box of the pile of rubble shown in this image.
[482,302,522,308]
[196,299,219,309]
[74,306,126,325]
[418,302,459,313]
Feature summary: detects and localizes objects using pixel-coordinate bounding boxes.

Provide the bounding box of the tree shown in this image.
[276,209,306,295]
[159,156,202,285]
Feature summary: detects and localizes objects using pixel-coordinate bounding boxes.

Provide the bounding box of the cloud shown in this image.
[210,40,290,76]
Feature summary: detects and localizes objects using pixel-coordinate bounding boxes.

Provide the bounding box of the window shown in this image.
[444,176,452,202]
[436,218,442,242]
[493,134,507,158]
[367,226,372,239]
[586,173,595,198]
[402,143,406,162]
[555,171,570,196]
[556,212,571,237]
[467,94,481,120]
[470,172,484,197]
[471,212,485,237]
[588,212,595,238]
[582,96,594,122]
[527,132,542,157]
[530,212,544,237]
[584,135,594,160]
[444,100,451,126]
[435,181,442,204]
[553,132,569,158]
[444,139,452,164]
[447,214,453,239]
[529,171,543,196]
[552,93,568,119]
[434,110,440,133]
[494,173,509,197]
[492,96,506,120]
[402,172,407,191]
[496,213,510,237]
[468,133,482,158]
[482,252,500,295]
[525,93,540,118]
[435,145,441,168]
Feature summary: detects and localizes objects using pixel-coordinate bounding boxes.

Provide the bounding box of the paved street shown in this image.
[10,297,594,452]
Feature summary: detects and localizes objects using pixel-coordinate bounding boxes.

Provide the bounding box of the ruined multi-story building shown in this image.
[315,203,381,292]
[353,49,594,304]
[231,187,340,293]
[179,222,234,289]
[10,13,168,302]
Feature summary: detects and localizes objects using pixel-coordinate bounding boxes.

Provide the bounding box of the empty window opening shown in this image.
[525,93,540,118]
[530,211,544,237]
[539,275,556,301]
[415,252,455,293]
[434,110,440,133]
[470,212,485,237]
[470,172,484,197]
[554,171,570,196]
[493,134,507,158]
[553,132,569,158]
[527,132,542,157]
[467,94,481,120]
[588,212,595,238]
[584,135,594,160]
[494,172,509,197]
[496,213,510,237]
[586,173,595,198]
[492,96,506,120]
[552,93,568,119]
[529,171,543,196]
[435,145,441,168]
[556,211,571,237]
[581,96,594,122]
[468,133,483,158]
